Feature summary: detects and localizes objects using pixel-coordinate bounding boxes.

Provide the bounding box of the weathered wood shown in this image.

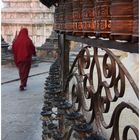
[59,33,70,91]
[66,35,139,53]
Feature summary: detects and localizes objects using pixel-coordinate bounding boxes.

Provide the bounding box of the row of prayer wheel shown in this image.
[54,0,138,41]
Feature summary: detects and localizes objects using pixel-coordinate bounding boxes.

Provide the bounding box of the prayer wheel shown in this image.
[82,0,95,36]
[54,0,65,32]
[110,0,133,41]
[132,0,139,42]
[59,0,65,31]
[54,6,60,31]
[72,0,83,35]
[65,0,73,33]
[94,0,111,38]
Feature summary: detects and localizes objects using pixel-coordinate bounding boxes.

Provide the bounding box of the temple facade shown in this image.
[1,0,55,47]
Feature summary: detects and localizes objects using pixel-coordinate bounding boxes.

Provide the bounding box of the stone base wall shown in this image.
[36,48,58,60]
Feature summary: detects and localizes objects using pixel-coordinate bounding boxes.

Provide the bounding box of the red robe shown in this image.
[12,28,36,88]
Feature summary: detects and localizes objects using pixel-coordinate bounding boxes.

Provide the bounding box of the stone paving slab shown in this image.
[1,62,53,83]
[2,73,48,140]
[1,62,54,140]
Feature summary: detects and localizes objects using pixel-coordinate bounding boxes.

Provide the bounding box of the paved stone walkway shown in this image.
[1,62,53,140]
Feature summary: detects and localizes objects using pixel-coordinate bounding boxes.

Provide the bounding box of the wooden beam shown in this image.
[65,35,139,53]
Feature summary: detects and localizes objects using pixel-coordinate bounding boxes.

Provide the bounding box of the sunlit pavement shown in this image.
[1,62,53,140]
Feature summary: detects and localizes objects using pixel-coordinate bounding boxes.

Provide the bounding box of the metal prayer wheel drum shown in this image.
[65,1,73,33]
[59,1,65,32]
[54,6,59,31]
[82,0,95,36]
[72,0,83,35]
[94,0,111,38]
[132,0,139,42]
[54,0,65,32]
[110,0,133,41]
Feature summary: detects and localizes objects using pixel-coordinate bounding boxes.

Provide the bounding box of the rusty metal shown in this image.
[64,45,139,139]
[40,1,139,138]
[41,33,138,140]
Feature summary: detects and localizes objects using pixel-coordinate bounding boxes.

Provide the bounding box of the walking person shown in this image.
[12,28,36,91]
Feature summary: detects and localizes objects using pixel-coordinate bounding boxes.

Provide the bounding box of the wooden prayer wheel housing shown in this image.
[72,0,83,35]
[53,0,65,32]
[132,0,139,42]
[110,0,133,41]
[59,0,65,31]
[82,0,95,36]
[53,0,138,42]
[53,6,59,31]
[65,0,73,32]
[94,0,111,38]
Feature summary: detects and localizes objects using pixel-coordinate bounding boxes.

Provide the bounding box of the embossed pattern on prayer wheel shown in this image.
[65,0,73,32]
[73,0,83,35]
[132,0,138,42]
[94,0,111,38]
[82,0,95,35]
[110,0,133,41]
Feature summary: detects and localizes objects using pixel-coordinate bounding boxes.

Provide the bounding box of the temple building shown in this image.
[1,0,55,47]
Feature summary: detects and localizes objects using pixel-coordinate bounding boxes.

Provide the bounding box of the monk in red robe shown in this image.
[12,28,36,91]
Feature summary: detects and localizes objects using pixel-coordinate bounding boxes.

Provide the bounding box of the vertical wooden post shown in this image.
[59,33,70,92]
[58,33,70,134]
